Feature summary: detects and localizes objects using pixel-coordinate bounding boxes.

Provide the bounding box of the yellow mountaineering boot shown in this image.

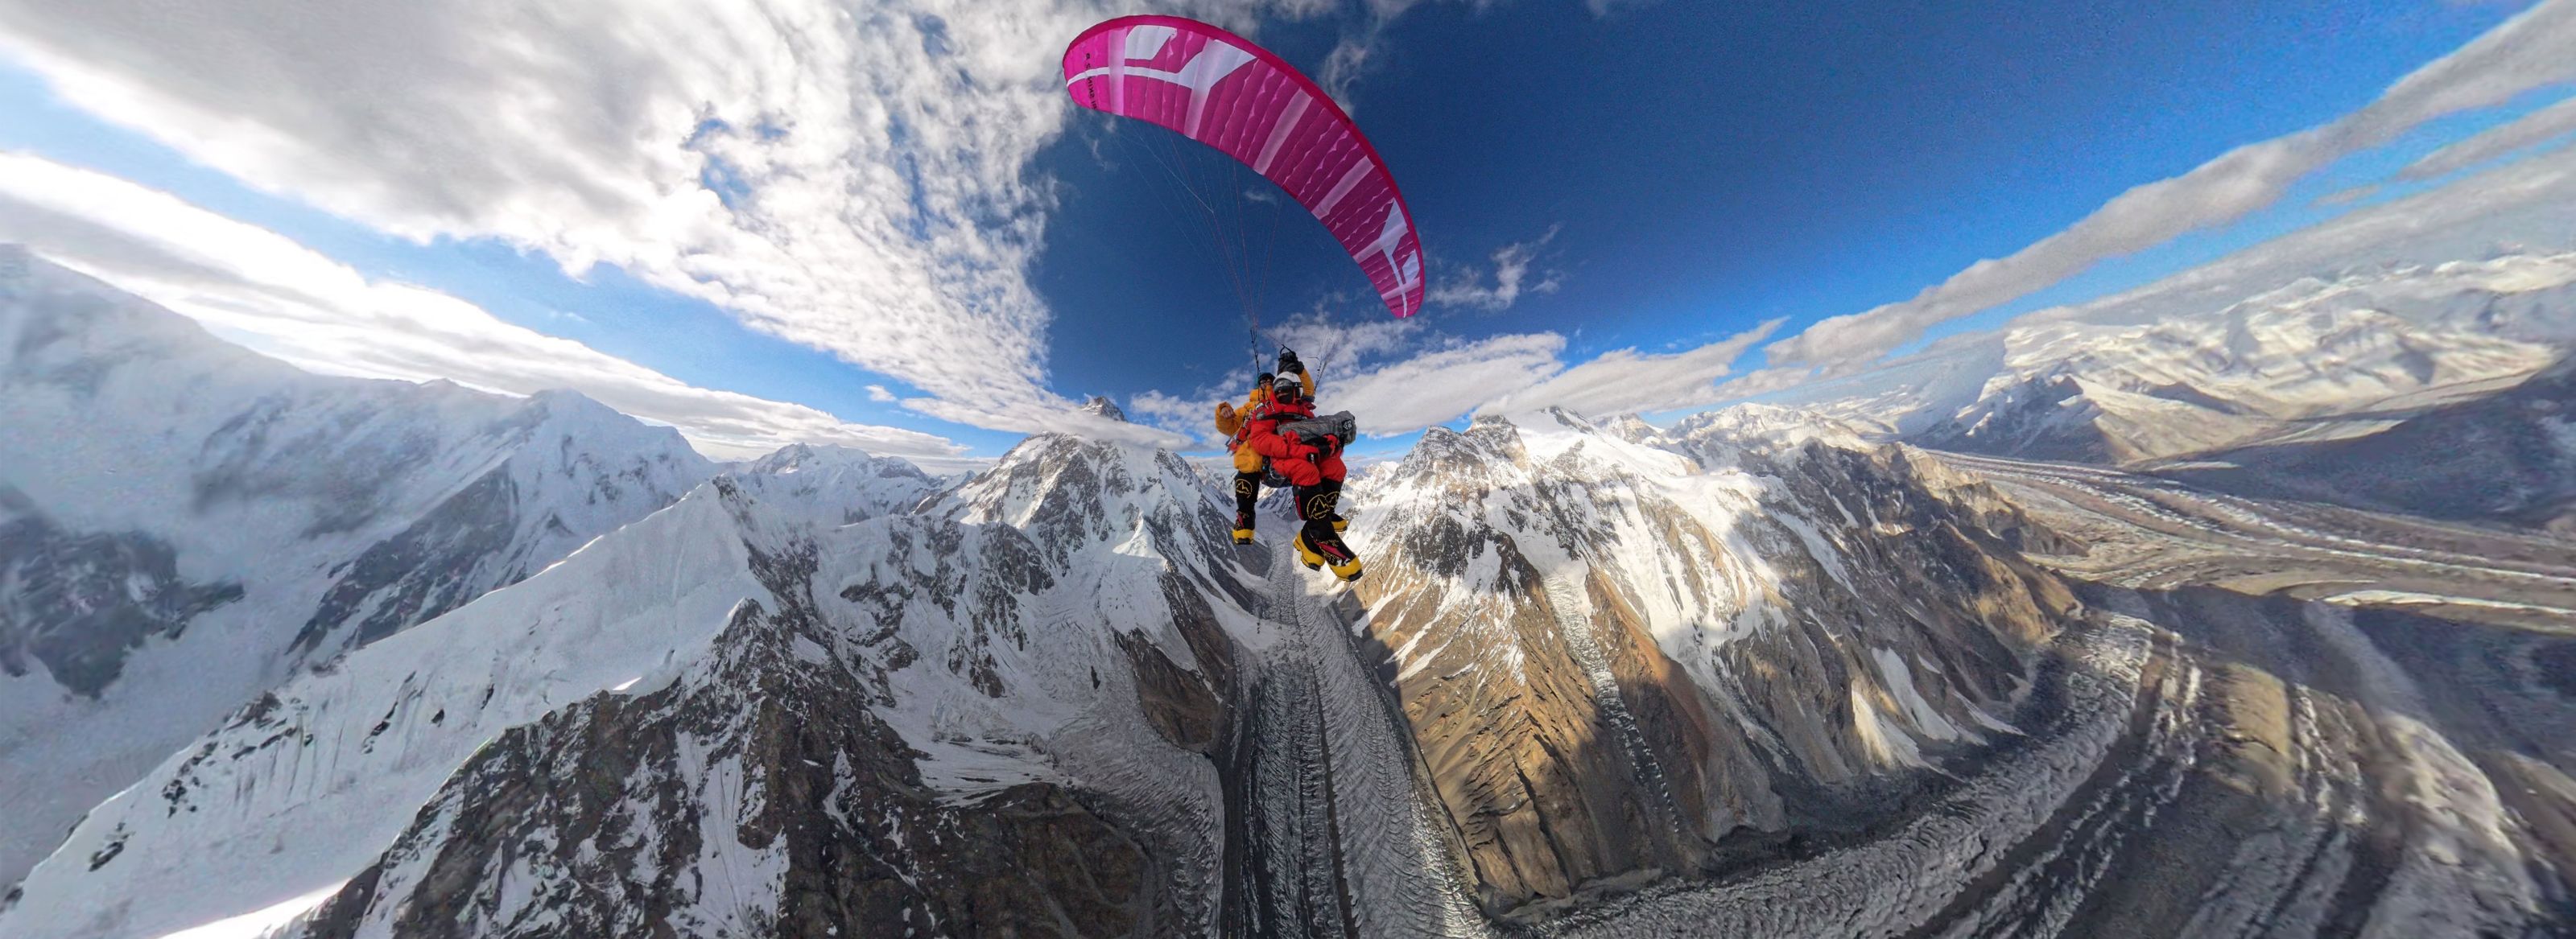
[1328,554,1364,583]
[1331,515,1349,533]
[1233,526,1255,545]
[1292,532,1325,571]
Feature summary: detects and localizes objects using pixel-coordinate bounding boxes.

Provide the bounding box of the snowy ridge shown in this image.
[0,260,716,888]
[2,483,768,939]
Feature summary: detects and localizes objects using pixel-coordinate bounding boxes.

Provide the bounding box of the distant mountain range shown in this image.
[1776,251,2576,533]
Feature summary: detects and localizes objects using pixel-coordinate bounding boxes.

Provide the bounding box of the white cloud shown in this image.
[1315,0,1525,110]
[1476,318,1781,418]
[1125,388,1229,446]
[2021,139,2576,330]
[1125,310,1443,443]
[0,0,1316,437]
[1327,332,1565,434]
[1428,225,1563,311]
[0,150,967,463]
[1762,0,2576,372]
[905,393,1187,447]
[1142,294,1781,439]
[1320,32,1380,110]
[2402,92,2576,179]
[1708,364,1823,402]
[1267,308,1426,372]
[865,384,898,402]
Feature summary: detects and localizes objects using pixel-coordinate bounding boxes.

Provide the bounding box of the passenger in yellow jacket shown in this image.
[1214,349,1325,544]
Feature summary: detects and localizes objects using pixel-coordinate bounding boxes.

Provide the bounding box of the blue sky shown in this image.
[0,0,2568,463]
[1041,0,2518,398]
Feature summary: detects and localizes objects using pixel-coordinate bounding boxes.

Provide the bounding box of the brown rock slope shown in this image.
[1344,411,2080,916]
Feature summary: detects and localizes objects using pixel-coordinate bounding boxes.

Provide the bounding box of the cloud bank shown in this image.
[2402,93,2576,180]
[0,151,970,463]
[1476,318,1781,418]
[1130,309,1778,444]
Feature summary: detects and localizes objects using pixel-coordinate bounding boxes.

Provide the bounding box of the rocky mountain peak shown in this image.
[1463,414,1531,460]
[747,441,931,481]
[1600,413,1670,446]
[1385,417,1533,488]
[946,434,1230,571]
[749,441,821,472]
[1078,394,1129,422]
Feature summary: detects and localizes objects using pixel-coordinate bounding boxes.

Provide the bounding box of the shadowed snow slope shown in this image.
[0,259,716,889]
[2169,353,2576,533]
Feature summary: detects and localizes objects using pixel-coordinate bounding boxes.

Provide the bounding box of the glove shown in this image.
[1276,348,1302,375]
[1310,434,1342,467]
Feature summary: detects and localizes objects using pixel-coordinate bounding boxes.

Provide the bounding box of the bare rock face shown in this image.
[1347,410,2079,915]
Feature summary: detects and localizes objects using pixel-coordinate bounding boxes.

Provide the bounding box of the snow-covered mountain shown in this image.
[10,383,2573,935]
[1078,394,1130,422]
[2,432,1258,937]
[9,245,2570,935]
[733,442,947,523]
[1337,409,2576,933]
[1745,251,2574,473]
[0,258,716,888]
[1898,253,2575,464]
[6,401,2094,936]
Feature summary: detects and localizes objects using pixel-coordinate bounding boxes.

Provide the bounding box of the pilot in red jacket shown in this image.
[1241,374,1360,582]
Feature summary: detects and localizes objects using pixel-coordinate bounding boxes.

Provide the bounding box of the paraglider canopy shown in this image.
[1063,15,1424,319]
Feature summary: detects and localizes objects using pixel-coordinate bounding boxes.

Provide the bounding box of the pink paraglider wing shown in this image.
[1063,15,1425,319]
